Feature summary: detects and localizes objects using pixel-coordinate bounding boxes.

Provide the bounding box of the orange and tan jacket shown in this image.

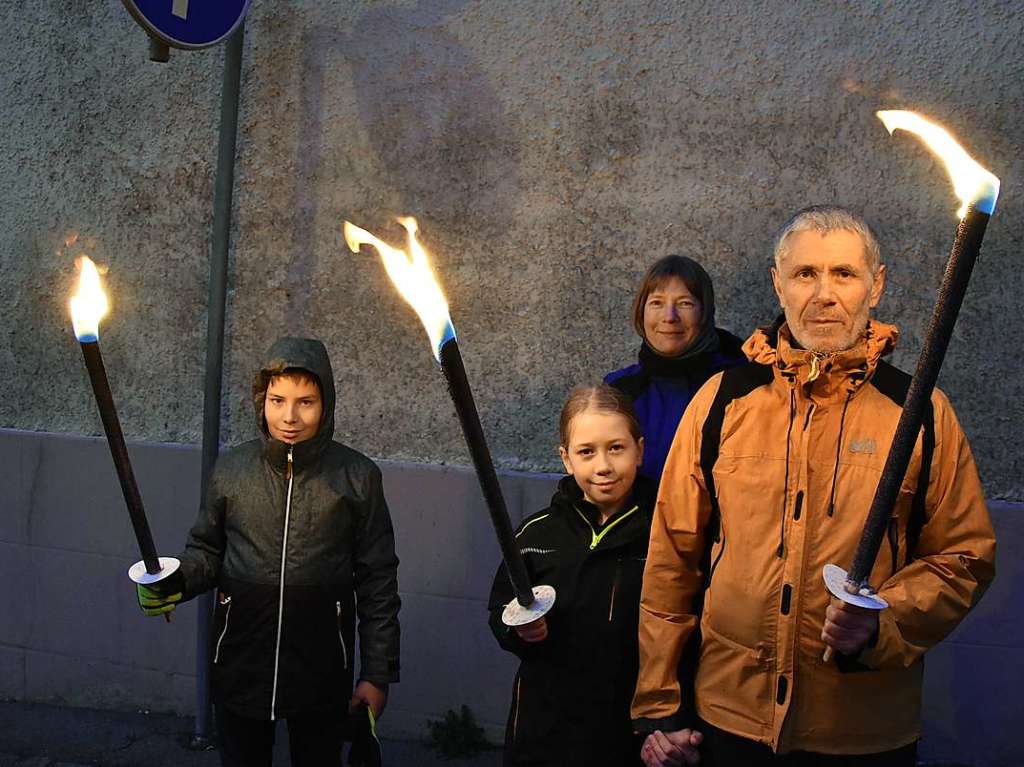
[631,320,996,754]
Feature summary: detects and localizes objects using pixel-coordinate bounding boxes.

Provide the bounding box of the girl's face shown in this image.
[559,410,643,519]
[643,276,703,356]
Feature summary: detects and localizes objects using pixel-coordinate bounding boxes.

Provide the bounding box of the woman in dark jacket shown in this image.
[605,255,746,482]
[489,385,655,767]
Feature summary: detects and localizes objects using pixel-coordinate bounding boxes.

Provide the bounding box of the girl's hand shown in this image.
[515,617,548,643]
[641,728,703,766]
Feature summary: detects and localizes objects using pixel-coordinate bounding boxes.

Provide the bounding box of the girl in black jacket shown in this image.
[489,384,654,767]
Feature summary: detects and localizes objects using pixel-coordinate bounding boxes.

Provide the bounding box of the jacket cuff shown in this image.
[847,608,891,671]
[632,711,695,735]
[358,658,400,685]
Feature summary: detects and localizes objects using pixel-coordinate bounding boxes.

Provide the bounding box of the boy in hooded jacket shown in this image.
[134,337,400,766]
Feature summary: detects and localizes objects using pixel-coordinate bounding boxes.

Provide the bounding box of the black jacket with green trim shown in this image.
[488,475,656,767]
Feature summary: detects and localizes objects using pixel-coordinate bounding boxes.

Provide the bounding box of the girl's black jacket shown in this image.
[488,475,656,767]
[176,338,401,721]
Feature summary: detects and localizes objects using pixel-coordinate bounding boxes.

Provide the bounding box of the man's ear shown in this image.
[771,266,785,307]
[869,264,887,308]
[636,437,644,467]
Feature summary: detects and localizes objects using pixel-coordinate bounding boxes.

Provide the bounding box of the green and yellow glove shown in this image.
[136,571,185,617]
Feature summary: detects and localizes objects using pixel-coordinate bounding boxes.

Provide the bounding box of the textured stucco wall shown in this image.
[1,1,1022,497]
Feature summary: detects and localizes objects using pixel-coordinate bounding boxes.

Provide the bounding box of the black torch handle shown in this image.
[438,339,535,606]
[847,206,990,588]
[80,341,162,575]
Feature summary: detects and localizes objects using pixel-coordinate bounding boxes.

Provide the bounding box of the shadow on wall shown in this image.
[284,0,521,331]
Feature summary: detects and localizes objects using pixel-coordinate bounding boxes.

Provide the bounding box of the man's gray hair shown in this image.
[773,205,882,274]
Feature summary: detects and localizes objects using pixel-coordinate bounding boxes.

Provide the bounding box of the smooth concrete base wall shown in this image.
[0,428,1020,765]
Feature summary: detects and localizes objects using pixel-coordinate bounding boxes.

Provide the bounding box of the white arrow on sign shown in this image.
[172,0,189,19]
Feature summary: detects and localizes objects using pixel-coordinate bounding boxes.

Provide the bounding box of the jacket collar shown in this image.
[553,474,655,535]
[743,318,899,399]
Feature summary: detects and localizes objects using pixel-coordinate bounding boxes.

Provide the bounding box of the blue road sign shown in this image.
[122,0,251,50]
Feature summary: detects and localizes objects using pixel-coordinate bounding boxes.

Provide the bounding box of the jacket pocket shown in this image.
[213,593,232,665]
[336,601,348,670]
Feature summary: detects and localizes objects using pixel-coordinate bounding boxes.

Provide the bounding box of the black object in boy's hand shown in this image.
[347,705,382,767]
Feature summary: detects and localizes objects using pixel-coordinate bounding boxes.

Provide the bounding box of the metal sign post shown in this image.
[121,0,251,61]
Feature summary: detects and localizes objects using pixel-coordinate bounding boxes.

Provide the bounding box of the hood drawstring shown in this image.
[778,389,796,558]
[827,393,853,517]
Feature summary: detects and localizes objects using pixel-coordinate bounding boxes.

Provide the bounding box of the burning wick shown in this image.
[344,218,555,626]
[70,256,179,610]
[822,110,1000,661]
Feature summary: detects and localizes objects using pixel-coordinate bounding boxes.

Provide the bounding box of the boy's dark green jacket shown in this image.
[177,337,401,721]
[488,475,656,767]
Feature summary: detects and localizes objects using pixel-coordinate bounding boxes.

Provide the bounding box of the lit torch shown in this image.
[822,110,1000,660]
[344,218,555,627]
[70,256,180,609]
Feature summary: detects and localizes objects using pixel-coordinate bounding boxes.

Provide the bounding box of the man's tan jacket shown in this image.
[631,320,996,754]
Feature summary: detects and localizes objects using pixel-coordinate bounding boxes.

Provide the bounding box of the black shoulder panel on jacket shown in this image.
[866,360,936,565]
[699,362,774,509]
[697,362,774,569]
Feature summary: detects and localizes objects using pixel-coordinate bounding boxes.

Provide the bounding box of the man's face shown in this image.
[264,374,323,444]
[772,229,886,354]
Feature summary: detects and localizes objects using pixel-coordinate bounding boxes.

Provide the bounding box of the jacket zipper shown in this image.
[575,504,640,550]
[270,446,295,721]
[608,561,621,622]
[336,601,348,669]
[213,596,232,664]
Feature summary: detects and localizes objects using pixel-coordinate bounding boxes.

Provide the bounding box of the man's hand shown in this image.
[135,571,184,617]
[641,728,702,766]
[349,680,388,720]
[514,617,548,643]
[822,597,879,656]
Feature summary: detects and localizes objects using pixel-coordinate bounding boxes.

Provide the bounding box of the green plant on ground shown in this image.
[427,704,491,759]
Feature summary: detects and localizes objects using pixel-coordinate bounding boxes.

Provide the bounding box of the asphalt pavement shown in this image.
[0,701,503,767]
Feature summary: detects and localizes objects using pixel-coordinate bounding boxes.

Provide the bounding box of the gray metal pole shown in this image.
[191,20,246,749]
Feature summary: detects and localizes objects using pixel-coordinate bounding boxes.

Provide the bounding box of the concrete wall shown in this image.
[1,428,1022,765]
[1,1,1023,498]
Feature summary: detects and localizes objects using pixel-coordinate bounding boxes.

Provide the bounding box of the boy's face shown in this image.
[264,374,323,444]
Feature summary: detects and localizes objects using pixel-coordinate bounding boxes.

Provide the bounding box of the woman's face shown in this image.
[642,276,703,356]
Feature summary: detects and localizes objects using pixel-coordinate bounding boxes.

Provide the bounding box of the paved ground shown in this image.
[0,701,503,767]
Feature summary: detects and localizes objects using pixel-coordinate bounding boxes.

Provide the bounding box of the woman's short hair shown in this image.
[559,383,642,448]
[631,255,714,339]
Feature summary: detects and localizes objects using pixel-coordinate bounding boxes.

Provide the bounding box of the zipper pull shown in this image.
[807,354,821,383]
[286,447,294,479]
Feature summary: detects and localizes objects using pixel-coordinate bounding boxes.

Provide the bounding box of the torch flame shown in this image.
[344,217,456,361]
[70,256,109,342]
[877,110,1000,218]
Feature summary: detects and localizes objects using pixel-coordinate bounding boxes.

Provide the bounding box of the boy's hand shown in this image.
[641,728,703,766]
[349,680,388,720]
[514,617,548,643]
[135,571,185,617]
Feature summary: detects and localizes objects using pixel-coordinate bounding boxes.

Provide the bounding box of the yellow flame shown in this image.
[344,217,456,360]
[877,110,1000,219]
[70,256,109,341]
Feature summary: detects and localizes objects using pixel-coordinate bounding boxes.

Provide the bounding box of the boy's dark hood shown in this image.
[252,337,336,471]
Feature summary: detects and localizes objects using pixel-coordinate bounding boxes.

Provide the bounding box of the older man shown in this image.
[633,206,996,766]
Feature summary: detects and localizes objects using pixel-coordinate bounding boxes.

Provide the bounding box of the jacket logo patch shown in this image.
[519,547,556,555]
[848,438,876,455]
